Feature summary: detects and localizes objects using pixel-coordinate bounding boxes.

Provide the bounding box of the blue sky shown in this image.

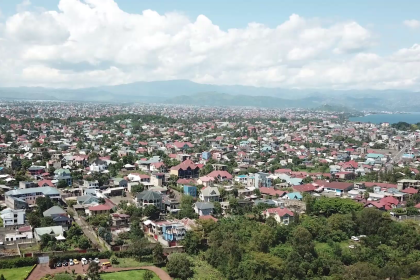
[0,0,419,89]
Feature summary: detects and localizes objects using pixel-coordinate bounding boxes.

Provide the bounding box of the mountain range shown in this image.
[0,80,419,111]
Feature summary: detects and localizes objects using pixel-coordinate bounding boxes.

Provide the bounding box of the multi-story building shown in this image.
[5,187,61,209]
[0,208,26,227]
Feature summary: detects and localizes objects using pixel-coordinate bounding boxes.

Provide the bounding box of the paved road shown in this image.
[28,259,173,280]
[73,213,106,251]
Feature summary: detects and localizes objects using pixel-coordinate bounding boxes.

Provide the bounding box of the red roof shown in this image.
[206,170,233,180]
[38,180,54,187]
[88,205,112,211]
[293,184,317,193]
[259,187,287,197]
[199,215,218,222]
[170,159,199,171]
[264,207,294,217]
[402,187,418,194]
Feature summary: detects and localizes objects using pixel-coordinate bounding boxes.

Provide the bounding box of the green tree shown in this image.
[143,270,154,280]
[87,261,101,280]
[166,253,194,280]
[144,205,160,220]
[131,184,144,194]
[0,274,5,280]
[178,195,197,219]
[78,236,91,249]
[153,243,166,266]
[182,231,201,255]
[57,179,68,188]
[35,196,54,213]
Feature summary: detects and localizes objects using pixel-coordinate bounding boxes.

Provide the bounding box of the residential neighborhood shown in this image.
[0,101,420,279]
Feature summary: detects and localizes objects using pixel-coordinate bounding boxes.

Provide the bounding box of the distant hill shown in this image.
[164,92,322,108]
[315,104,358,113]
[0,79,419,110]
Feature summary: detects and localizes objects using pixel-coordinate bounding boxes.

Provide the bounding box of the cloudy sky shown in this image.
[0,0,419,90]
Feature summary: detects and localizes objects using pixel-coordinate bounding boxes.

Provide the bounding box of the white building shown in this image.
[0,208,25,227]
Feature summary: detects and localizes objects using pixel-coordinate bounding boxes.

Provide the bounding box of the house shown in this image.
[194,202,214,216]
[323,182,354,195]
[37,179,54,187]
[259,187,287,198]
[88,204,112,216]
[83,180,99,189]
[19,181,37,189]
[263,207,294,225]
[170,159,200,179]
[89,158,107,172]
[206,170,233,182]
[285,192,303,200]
[5,187,61,209]
[255,172,272,188]
[199,187,220,202]
[183,185,197,197]
[0,208,25,227]
[4,226,33,242]
[136,190,163,210]
[197,176,215,187]
[28,166,45,176]
[34,226,65,242]
[43,206,66,217]
[111,178,128,188]
[111,213,130,227]
[334,172,355,180]
[54,168,72,186]
[293,184,317,193]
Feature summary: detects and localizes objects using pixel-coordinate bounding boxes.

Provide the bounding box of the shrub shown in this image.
[0,257,37,269]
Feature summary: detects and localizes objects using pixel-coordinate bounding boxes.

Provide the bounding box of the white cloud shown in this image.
[403,19,420,29]
[16,0,31,13]
[0,0,419,90]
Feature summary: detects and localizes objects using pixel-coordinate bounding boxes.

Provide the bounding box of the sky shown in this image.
[0,0,419,90]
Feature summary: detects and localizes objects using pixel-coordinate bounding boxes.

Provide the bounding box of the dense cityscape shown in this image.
[0,101,419,279]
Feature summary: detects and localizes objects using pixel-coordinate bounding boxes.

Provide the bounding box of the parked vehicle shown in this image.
[94,258,100,264]
[102,262,112,268]
[56,262,62,267]
[351,236,359,241]
[62,261,68,266]
[81,258,88,265]
[69,259,74,266]
[73,259,79,265]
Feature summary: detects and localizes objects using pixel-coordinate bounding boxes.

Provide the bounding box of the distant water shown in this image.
[349,113,420,124]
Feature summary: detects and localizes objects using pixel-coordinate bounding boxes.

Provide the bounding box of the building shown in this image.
[88,204,112,216]
[170,159,200,179]
[5,187,61,209]
[183,185,197,197]
[255,172,272,188]
[0,208,25,227]
[34,226,65,242]
[263,207,294,225]
[194,202,214,216]
[397,179,420,191]
[89,158,108,172]
[54,168,72,186]
[199,187,220,202]
[28,166,45,176]
[136,190,163,209]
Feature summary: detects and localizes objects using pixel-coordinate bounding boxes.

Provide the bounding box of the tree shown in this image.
[104,232,113,243]
[87,261,101,280]
[27,212,41,228]
[57,179,68,188]
[143,270,154,280]
[166,253,193,280]
[40,217,55,227]
[78,236,91,249]
[131,184,144,194]
[130,221,145,240]
[178,195,197,219]
[153,243,166,266]
[182,231,201,255]
[35,196,54,213]
[144,205,160,220]
[0,274,6,280]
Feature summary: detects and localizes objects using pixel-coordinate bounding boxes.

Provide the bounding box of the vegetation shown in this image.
[0,267,33,280]
[178,207,420,280]
[101,270,159,280]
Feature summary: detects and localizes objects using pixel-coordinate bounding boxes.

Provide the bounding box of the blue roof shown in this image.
[237,175,247,178]
[286,192,303,200]
[367,153,384,158]
[289,178,303,186]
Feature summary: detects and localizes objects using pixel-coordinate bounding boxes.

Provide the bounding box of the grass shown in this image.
[187,254,227,280]
[0,266,33,280]
[101,270,160,280]
[113,258,153,268]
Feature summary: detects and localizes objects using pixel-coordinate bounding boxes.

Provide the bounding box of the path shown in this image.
[27,259,172,280]
[73,212,106,251]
